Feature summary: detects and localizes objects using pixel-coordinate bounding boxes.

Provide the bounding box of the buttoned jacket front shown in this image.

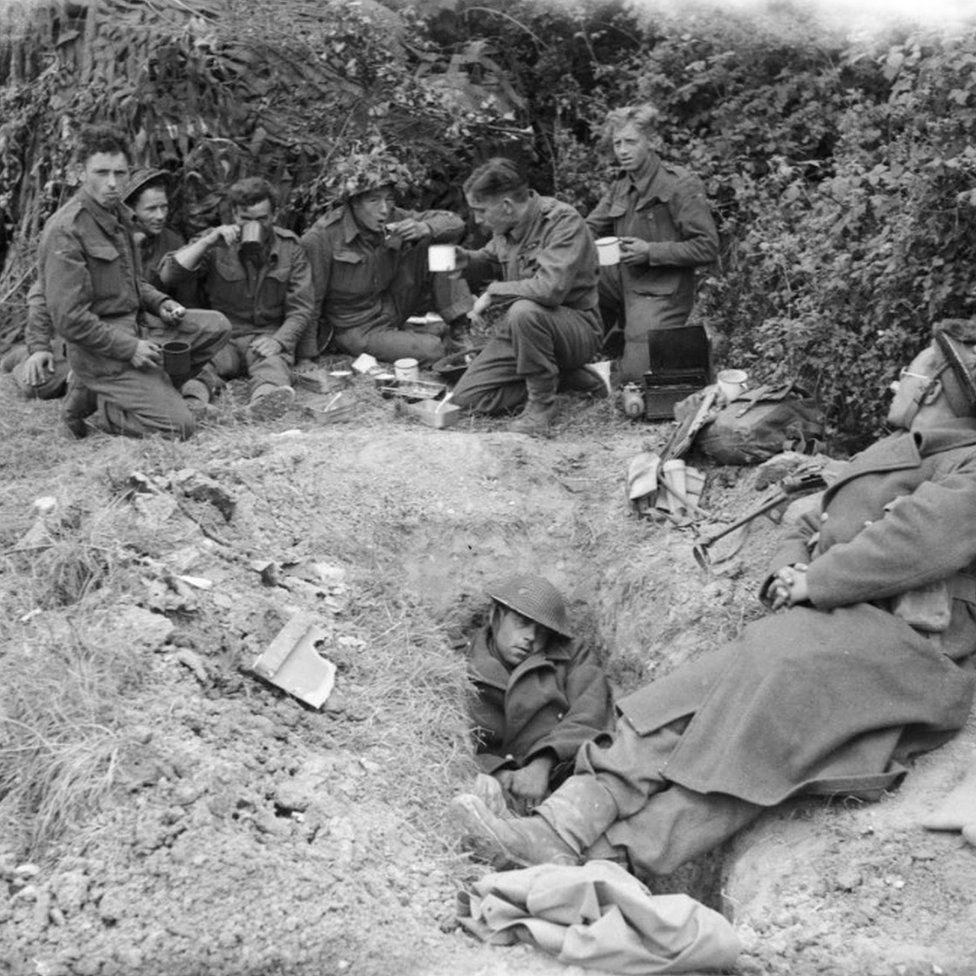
[586,155,719,330]
[160,227,312,354]
[299,203,465,354]
[38,190,169,380]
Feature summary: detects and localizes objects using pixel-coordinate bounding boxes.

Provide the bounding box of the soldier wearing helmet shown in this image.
[298,145,473,366]
[456,324,976,879]
[465,574,613,810]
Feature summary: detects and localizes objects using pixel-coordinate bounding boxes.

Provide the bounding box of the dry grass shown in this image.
[0,623,151,856]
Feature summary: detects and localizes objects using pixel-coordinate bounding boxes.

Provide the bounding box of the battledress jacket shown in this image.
[617,419,976,806]
[466,193,600,314]
[467,626,613,775]
[298,204,465,357]
[159,227,313,354]
[38,190,170,381]
[585,155,718,331]
[27,226,191,357]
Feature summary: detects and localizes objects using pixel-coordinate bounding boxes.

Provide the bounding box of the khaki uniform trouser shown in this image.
[8,341,69,400]
[330,239,473,367]
[451,299,601,415]
[211,334,294,396]
[69,309,230,440]
[573,716,762,878]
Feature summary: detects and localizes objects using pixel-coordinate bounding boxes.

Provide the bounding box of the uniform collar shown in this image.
[505,191,542,246]
[339,203,392,249]
[825,417,976,501]
[623,153,661,194]
[79,189,131,236]
[468,624,573,689]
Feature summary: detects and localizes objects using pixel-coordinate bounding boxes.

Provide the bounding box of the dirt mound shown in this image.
[1,378,974,976]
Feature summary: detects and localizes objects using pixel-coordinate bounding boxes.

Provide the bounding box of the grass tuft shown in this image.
[0,623,151,856]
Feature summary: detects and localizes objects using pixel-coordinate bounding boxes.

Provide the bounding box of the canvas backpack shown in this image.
[675,382,826,465]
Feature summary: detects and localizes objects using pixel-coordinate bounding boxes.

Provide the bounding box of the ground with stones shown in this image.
[1,371,974,976]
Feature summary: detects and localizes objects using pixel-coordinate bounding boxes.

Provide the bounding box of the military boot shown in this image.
[453,774,619,868]
[452,794,578,868]
[61,373,97,439]
[508,373,557,436]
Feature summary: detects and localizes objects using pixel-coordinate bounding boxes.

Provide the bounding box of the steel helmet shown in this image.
[324,144,412,203]
[122,167,170,206]
[933,319,976,414]
[486,574,573,639]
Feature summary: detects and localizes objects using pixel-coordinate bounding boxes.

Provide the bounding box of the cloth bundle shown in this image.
[458,860,740,974]
[626,452,705,523]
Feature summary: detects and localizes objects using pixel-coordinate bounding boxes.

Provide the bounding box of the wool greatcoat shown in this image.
[586,154,718,381]
[468,626,613,781]
[615,419,976,810]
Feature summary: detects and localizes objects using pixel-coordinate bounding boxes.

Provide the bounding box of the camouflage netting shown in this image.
[0,0,530,347]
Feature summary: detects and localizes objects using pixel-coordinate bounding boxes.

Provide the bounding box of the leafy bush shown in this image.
[4,0,976,445]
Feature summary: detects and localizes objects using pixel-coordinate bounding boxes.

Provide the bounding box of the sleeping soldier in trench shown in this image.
[465,575,613,813]
[455,319,976,879]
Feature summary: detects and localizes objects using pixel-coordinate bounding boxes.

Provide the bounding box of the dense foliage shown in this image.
[2,0,976,445]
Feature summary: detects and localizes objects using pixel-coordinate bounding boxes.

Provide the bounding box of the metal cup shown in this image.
[595,236,621,266]
[162,339,191,387]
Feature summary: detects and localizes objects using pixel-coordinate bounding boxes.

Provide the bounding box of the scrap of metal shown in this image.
[249,612,336,709]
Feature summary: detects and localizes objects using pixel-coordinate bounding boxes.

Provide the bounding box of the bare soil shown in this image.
[1,372,974,976]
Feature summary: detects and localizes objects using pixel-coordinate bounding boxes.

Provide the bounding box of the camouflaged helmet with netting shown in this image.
[325,145,412,203]
[486,575,573,639]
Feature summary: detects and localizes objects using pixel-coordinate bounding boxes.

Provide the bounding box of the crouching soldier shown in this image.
[466,575,613,813]
[160,177,313,421]
[299,147,473,366]
[39,124,230,439]
[450,158,605,436]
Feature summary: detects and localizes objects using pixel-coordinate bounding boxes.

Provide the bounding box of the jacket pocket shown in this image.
[331,250,371,296]
[629,267,681,297]
[86,245,124,300]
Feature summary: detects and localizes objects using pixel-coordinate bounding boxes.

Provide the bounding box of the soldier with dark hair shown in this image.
[161,176,313,420]
[37,124,229,439]
[299,147,473,366]
[466,575,613,811]
[6,166,224,410]
[450,158,605,436]
[456,321,976,878]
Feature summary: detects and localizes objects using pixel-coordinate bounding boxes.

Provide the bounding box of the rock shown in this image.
[173,781,206,806]
[13,863,40,879]
[834,866,862,891]
[963,822,976,847]
[112,606,175,653]
[179,472,236,521]
[51,870,89,915]
[97,889,128,923]
[133,492,179,528]
[32,888,52,931]
[32,496,58,516]
[174,648,208,683]
[129,725,153,745]
[274,782,312,813]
